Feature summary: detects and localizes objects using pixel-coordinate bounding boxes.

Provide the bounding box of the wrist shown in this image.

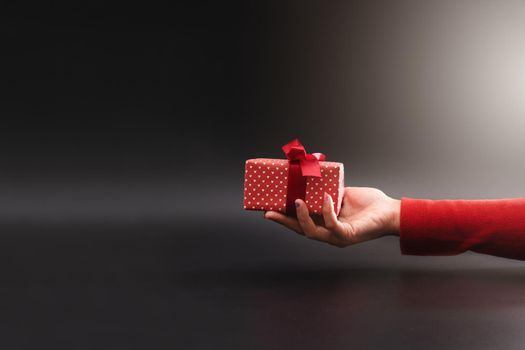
[387,198,401,236]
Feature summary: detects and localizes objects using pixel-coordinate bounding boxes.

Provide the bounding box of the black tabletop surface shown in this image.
[1,219,523,350]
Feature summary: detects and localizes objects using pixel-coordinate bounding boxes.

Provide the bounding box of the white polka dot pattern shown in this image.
[243,158,344,215]
[304,161,345,214]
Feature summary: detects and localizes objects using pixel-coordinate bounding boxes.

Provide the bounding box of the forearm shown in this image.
[399,197,525,260]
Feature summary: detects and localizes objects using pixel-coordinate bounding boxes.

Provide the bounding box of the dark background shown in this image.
[1,1,525,349]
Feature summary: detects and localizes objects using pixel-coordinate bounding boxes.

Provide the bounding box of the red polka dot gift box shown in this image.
[243,139,345,216]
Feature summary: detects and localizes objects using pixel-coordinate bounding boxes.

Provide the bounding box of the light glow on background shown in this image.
[280,0,525,200]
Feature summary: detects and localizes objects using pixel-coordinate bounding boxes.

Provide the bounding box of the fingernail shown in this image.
[295,199,300,208]
[324,192,329,202]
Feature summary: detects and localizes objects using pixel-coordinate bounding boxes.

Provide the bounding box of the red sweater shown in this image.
[400,198,525,260]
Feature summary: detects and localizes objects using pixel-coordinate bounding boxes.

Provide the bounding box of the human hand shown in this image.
[264,187,400,247]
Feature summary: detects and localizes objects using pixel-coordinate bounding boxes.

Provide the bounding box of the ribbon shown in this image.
[281,139,326,216]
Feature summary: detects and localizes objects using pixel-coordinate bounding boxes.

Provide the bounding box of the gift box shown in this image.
[243,139,345,216]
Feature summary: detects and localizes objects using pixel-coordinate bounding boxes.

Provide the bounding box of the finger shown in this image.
[264,211,303,234]
[322,192,346,237]
[295,199,331,241]
[323,192,348,242]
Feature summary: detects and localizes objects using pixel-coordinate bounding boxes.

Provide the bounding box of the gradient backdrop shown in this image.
[1,1,525,349]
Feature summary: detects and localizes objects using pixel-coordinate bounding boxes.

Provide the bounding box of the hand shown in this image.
[264,187,400,248]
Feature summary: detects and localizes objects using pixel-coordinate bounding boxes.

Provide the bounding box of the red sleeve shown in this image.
[400,197,525,260]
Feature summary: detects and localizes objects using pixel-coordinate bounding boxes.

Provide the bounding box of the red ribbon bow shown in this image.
[282,139,326,177]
